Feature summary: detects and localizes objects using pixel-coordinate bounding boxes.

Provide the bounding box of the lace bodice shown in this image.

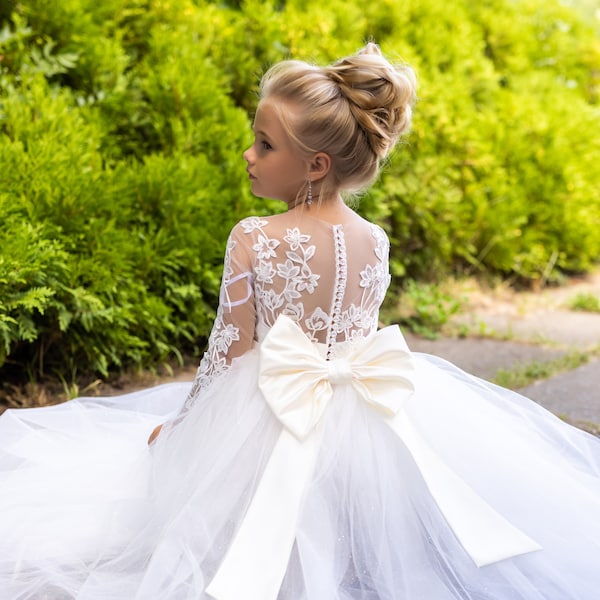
[184,211,391,406]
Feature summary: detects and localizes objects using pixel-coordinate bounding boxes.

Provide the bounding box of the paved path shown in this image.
[519,359,600,426]
[405,333,600,430]
[405,271,600,431]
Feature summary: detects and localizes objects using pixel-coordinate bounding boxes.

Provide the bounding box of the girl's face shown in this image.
[243,99,308,206]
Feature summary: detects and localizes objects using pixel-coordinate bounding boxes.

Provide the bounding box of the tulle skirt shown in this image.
[1,348,600,599]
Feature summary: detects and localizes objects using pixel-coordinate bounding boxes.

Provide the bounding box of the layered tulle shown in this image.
[1,348,600,599]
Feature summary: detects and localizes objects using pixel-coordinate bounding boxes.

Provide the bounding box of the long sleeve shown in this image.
[183,224,256,408]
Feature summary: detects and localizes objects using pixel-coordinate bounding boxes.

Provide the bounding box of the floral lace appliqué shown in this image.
[249,222,322,337]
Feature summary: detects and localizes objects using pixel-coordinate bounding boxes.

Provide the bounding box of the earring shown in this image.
[306,179,313,206]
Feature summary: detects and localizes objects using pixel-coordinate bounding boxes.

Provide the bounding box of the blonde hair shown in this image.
[259,43,417,200]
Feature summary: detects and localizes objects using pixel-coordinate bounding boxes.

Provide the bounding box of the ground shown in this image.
[405,269,600,434]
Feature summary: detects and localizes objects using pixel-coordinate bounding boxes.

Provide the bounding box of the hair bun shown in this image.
[324,43,417,160]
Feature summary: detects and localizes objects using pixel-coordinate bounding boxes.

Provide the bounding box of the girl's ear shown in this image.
[308,152,332,182]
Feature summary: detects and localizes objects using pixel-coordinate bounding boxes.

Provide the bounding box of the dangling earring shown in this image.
[306,179,313,206]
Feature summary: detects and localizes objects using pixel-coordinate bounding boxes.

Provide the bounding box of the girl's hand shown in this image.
[148,423,163,445]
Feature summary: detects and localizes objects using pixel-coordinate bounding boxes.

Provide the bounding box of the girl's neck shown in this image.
[286,195,356,223]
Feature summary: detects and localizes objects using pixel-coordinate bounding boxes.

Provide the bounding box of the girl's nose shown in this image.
[243,146,254,164]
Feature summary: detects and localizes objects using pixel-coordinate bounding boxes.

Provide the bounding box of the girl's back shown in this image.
[221,208,391,355]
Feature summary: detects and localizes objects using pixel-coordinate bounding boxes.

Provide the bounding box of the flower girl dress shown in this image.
[1,211,599,600]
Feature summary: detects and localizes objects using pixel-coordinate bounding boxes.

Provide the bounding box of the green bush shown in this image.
[568,292,600,313]
[357,0,600,282]
[0,10,257,379]
[0,0,599,383]
[392,280,463,339]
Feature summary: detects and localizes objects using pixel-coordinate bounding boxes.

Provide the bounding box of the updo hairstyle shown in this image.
[259,43,417,199]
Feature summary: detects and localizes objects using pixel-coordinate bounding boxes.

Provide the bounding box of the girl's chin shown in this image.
[250,183,266,198]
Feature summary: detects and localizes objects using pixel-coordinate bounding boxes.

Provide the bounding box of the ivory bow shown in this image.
[206,316,541,600]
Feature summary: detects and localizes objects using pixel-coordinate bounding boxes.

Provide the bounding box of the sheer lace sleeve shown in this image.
[183,223,256,407]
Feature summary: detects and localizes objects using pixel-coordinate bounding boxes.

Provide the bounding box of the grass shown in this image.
[569,419,600,436]
[492,350,594,390]
[453,320,516,341]
[567,292,600,313]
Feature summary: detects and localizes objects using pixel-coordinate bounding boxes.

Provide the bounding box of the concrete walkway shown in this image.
[405,271,600,432]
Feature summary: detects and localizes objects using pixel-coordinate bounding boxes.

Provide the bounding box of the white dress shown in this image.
[1,211,600,600]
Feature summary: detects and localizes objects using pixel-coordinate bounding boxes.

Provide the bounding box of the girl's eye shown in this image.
[261,140,273,151]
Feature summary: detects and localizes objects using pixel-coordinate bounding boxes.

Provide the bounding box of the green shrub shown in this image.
[391,280,463,339]
[0,22,256,378]
[568,292,600,313]
[357,0,600,283]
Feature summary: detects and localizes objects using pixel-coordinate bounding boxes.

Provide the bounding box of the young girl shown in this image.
[1,43,600,600]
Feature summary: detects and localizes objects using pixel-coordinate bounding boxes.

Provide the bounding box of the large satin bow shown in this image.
[206,316,541,600]
[259,314,416,440]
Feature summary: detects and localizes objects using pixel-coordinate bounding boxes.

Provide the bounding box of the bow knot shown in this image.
[327,357,354,385]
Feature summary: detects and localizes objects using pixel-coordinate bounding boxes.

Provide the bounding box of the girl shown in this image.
[1,43,600,600]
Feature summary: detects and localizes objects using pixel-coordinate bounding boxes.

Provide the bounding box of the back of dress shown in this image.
[188,209,391,398]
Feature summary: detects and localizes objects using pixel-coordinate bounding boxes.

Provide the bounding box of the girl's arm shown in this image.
[148,223,256,444]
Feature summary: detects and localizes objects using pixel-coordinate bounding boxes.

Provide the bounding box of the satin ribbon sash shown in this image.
[206,315,541,600]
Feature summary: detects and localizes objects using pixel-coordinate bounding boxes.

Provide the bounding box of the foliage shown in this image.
[388,280,463,339]
[0,5,257,379]
[358,0,600,283]
[567,292,600,313]
[493,350,591,390]
[0,0,599,382]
